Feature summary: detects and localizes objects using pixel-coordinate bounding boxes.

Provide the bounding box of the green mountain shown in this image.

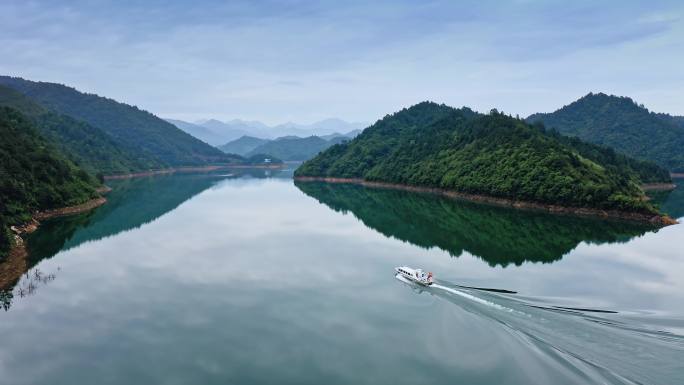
[220,134,349,161]
[0,84,153,174]
[527,93,684,172]
[246,135,346,161]
[0,107,99,260]
[547,131,671,184]
[218,135,270,156]
[296,102,669,217]
[0,76,241,167]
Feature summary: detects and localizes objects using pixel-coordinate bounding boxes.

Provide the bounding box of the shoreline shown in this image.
[34,197,107,221]
[104,164,284,180]
[11,196,108,235]
[0,235,28,291]
[641,183,677,191]
[4,196,108,290]
[294,176,678,227]
[671,173,684,178]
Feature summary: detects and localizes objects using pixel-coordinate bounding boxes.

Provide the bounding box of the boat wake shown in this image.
[430,283,518,313]
[395,274,684,385]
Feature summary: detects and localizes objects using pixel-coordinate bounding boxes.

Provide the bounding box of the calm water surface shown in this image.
[1,170,683,384]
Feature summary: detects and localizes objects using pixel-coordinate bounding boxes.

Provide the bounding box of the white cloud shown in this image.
[1,0,682,123]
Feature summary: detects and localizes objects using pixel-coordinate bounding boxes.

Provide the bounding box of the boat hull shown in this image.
[396,271,433,286]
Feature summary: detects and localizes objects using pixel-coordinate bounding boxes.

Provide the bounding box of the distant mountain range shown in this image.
[527,93,684,172]
[167,117,367,145]
[219,133,355,161]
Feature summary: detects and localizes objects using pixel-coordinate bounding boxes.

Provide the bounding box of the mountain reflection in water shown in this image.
[295,181,657,267]
[28,168,286,264]
[648,178,684,220]
[0,168,283,306]
[0,173,682,385]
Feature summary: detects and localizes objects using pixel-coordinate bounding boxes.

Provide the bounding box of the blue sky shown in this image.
[1,0,683,124]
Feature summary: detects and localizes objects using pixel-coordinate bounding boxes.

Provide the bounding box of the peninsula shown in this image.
[295,102,676,225]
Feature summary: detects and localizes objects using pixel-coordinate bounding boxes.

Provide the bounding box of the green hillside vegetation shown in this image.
[296,102,669,215]
[0,85,154,174]
[654,113,684,129]
[527,93,684,172]
[546,129,671,184]
[0,107,99,259]
[220,134,349,161]
[219,135,269,156]
[296,181,653,267]
[247,135,347,161]
[0,76,241,167]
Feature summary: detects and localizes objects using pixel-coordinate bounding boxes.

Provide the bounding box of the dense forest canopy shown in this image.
[0,84,155,174]
[547,130,671,184]
[0,107,100,259]
[297,102,670,215]
[527,93,684,172]
[0,76,242,168]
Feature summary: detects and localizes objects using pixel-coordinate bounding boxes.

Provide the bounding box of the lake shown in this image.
[1,169,683,385]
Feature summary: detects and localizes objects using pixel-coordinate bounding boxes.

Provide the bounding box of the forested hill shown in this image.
[0,84,155,174]
[0,107,99,259]
[218,136,269,156]
[247,136,346,161]
[527,93,684,172]
[0,76,240,167]
[219,135,352,161]
[296,102,670,216]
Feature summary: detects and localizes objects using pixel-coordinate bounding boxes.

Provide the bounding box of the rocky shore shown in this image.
[0,236,28,291]
[33,197,107,221]
[641,183,677,191]
[295,177,678,227]
[3,196,108,290]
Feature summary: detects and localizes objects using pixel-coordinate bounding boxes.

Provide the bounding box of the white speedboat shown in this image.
[395,266,433,286]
